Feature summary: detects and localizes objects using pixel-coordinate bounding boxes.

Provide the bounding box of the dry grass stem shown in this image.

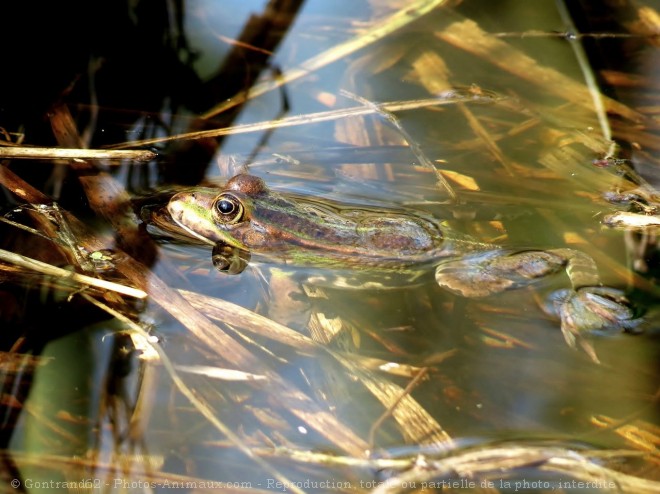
[436,13,643,123]
[2,130,370,459]
[457,103,517,176]
[341,90,457,201]
[332,354,453,449]
[82,293,305,494]
[371,445,660,494]
[201,0,450,119]
[0,248,147,299]
[603,211,660,230]
[179,289,320,353]
[0,1,657,487]
[0,146,156,162]
[111,92,503,150]
[367,367,431,449]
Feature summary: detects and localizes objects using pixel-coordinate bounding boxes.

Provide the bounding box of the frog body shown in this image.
[167,175,563,292]
[163,174,641,361]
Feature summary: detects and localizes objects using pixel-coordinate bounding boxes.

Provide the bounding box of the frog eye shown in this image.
[212,193,245,224]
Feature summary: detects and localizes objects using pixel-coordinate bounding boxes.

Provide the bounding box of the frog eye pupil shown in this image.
[217,199,235,215]
[213,194,245,224]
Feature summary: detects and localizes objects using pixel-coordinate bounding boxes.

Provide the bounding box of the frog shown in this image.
[161,174,642,362]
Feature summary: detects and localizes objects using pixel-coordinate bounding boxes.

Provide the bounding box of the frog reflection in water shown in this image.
[165,174,641,362]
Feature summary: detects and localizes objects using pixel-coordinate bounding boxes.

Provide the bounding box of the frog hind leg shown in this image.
[434,249,567,298]
[435,247,644,362]
[545,285,643,363]
[544,249,643,363]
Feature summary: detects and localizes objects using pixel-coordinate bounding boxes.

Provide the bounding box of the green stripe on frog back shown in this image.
[251,194,447,258]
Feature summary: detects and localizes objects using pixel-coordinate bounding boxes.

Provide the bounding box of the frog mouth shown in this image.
[167,198,248,250]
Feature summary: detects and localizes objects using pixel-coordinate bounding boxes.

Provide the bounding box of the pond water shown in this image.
[0,1,658,493]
